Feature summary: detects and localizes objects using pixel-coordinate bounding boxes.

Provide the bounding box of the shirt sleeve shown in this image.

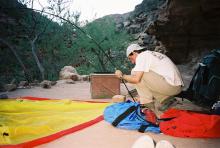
[132,52,151,72]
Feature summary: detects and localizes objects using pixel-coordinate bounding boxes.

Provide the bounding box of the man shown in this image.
[115,43,184,113]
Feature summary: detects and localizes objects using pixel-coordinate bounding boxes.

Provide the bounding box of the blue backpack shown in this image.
[103,101,160,133]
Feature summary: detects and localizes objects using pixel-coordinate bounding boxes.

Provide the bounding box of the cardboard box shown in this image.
[90,74,120,99]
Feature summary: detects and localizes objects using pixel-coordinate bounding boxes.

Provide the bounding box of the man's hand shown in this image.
[115,70,123,79]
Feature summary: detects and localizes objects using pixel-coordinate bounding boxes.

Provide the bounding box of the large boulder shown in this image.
[59,66,79,81]
[18,81,30,88]
[4,84,17,91]
[40,80,56,89]
[79,75,90,81]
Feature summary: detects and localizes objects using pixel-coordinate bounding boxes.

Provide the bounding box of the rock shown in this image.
[137,33,154,46]
[116,23,123,32]
[123,21,131,27]
[18,81,28,87]
[30,80,40,86]
[63,66,78,73]
[154,42,167,54]
[81,75,90,81]
[70,74,79,81]
[0,94,8,99]
[40,80,52,89]
[122,0,220,65]
[65,79,75,84]
[127,24,141,34]
[59,66,79,80]
[112,95,126,103]
[51,81,57,86]
[4,84,17,91]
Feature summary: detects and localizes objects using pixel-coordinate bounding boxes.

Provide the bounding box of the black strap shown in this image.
[158,117,176,122]
[138,125,149,133]
[188,64,201,90]
[112,106,137,127]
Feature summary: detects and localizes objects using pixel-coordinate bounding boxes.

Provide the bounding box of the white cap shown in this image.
[126,44,144,57]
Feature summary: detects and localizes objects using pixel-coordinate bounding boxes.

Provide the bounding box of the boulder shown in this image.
[40,80,52,89]
[4,84,17,91]
[0,93,8,99]
[59,66,79,81]
[18,81,30,88]
[81,75,90,81]
[51,81,57,86]
[29,80,39,86]
[65,79,75,84]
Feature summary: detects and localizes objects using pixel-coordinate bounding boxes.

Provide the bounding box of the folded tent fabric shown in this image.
[159,108,220,138]
[0,97,110,147]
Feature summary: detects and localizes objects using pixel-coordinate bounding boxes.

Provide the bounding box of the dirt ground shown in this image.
[4,79,220,148]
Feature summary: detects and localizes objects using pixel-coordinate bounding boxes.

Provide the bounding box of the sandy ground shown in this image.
[5,80,220,148]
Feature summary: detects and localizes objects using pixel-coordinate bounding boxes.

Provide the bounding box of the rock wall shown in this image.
[147,0,220,63]
[116,0,220,64]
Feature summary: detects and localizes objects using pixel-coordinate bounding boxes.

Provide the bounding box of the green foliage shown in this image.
[0,0,134,85]
[74,17,134,74]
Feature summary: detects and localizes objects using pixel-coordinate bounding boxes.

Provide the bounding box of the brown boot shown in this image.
[158,97,178,111]
[140,102,158,125]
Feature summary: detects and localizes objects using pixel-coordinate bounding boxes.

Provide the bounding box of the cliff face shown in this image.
[118,0,220,64]
[147,0,220,63]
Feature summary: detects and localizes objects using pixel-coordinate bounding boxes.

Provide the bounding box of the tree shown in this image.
[74,16,134,74]
[0,0,134,83]
[0,38,31,82]
[16,0,81,80]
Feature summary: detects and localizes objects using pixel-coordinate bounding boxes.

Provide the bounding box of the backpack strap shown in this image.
[175,65,201,99]
[188,64,202,90]
[138,125,149,133]
[112,105,138,127]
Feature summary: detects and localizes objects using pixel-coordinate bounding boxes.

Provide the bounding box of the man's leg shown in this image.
[134,80,154,104]
[134,71,182,114]
[140,71,182,103]
[134,75,157,124]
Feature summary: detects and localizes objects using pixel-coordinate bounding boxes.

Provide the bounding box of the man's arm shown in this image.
[115,70,143,84]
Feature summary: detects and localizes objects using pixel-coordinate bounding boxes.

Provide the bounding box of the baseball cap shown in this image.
[126,43,144,57]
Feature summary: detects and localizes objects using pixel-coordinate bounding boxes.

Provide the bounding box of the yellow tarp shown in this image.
[0,98,109,146]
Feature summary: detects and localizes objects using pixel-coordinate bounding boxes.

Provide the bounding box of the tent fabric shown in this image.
[160,109,220,138]
[0,97,110,147]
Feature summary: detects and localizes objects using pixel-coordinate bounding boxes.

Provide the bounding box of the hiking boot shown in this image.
[142,109,158,125]
[140,102,158,125]
[140,102,155,111]
[158,97,178,111]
